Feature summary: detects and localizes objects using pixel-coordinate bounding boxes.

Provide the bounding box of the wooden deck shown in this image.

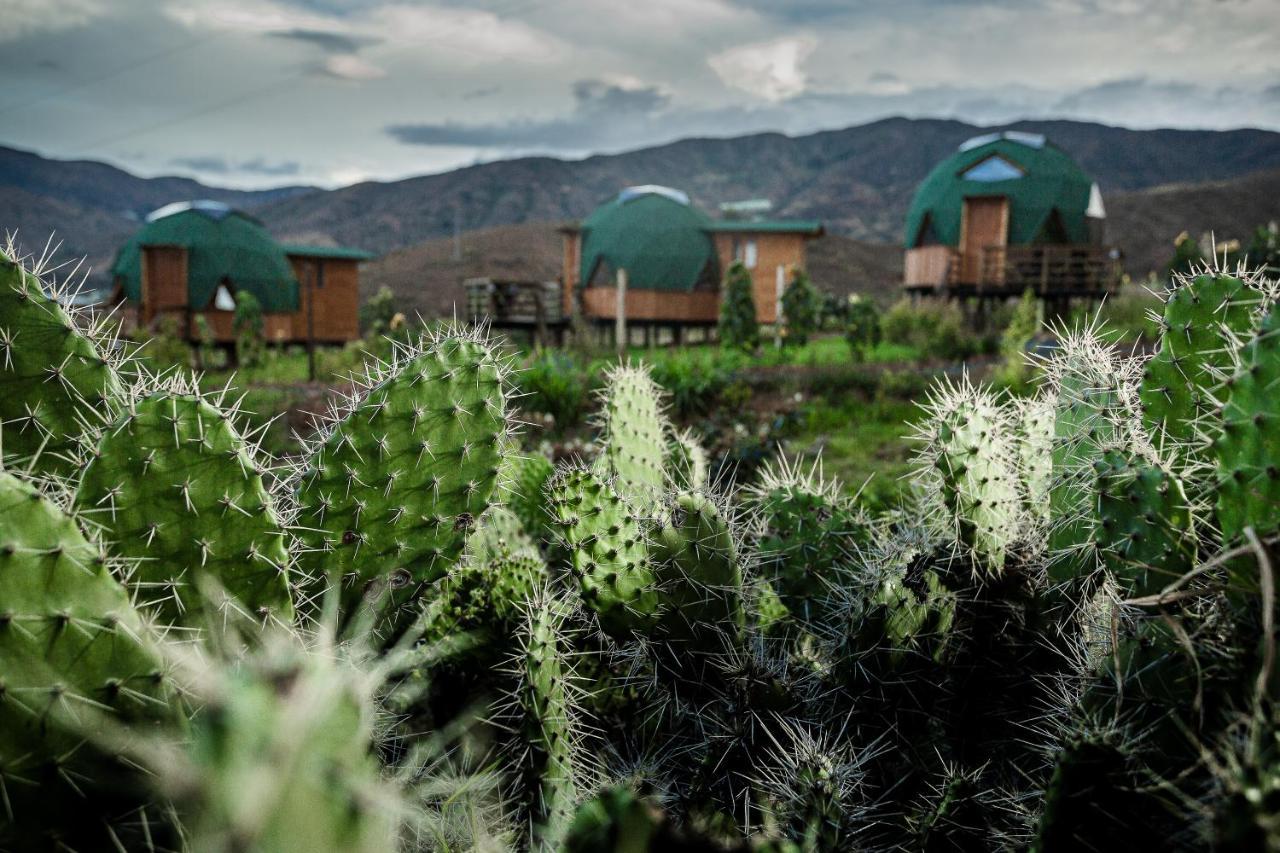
[905,244,1119,298]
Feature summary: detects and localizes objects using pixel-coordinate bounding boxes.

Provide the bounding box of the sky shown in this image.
[1,0,1277,190]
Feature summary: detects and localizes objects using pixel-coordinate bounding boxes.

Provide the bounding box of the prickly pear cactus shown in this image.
[1095,448,1196,598]
[510,590,581,850]
[1042,328,1141,580]
[919,381,1021,573]
[168,645,399,853]
[548,465,659,637]
[291,330,511,625]
[749,457,870,621]
[758,726,858,853]
[595,363,670,513]
[1141,271,1264,447]
[1215,308,1280,540]
[76,385,293,628]
[502,451,556,542]
[666,427,709,491]
[1017,394,1055,524]
[0,467,177,848]
[0,246,124,476]
[651,491,744,649]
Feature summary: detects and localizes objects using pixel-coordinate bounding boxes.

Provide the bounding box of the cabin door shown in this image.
[959,196,1008,286]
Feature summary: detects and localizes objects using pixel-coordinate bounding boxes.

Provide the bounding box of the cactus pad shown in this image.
[1095,449,1196,597]
[651,491,745,649]
[594,364,670,512]
[1215,309,1280,539]
[76,386,293,628]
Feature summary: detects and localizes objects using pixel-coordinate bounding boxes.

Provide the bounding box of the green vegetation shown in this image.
[719,259,759,352]
[6,236,1280,851]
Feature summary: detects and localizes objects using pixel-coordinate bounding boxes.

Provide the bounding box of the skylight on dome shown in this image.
[617,185,690,206]
[146,199,233,223]
[961,155,1025,182]
[957,131,1047,152]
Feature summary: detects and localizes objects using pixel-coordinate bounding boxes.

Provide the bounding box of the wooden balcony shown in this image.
[905,244,1119,297]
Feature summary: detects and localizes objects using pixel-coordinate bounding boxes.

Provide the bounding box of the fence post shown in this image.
[774,264,785,349]
[616,268,627,355]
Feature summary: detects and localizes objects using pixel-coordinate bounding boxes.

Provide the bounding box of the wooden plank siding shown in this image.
[140,246,188,327]
[580,287,720,322]
[287,256,361,344]
[711,232,808,324]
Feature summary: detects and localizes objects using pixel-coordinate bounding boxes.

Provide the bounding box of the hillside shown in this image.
[0,145,314,282]
[261,117,1280,255]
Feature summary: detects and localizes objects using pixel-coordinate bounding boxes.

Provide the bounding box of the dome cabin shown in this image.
[903,132,1116,309]
[556,186,822,346]
[111,200,371,346]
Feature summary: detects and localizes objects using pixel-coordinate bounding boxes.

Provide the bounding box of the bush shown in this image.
[996,289,1041,384]
[843,296,882,363]
[781,269,820,347]
[519,351,595,434]
[648,348,744,419]
[142,314,192,372]
[881,298,976,361]
[359,286,398,335]
[719,261,759,352]
[233,290,265,368]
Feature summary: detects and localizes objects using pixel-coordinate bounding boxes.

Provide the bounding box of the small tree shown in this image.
[233,290,265,368]
[998,289,1041,384]
[359,286,398,336]
[193,314,217,371]
[719,261,759,352]
[781,269,820,347]
[843,295,881,363]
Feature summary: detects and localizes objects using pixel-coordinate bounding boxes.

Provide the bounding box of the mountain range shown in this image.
[2,117,1278,301]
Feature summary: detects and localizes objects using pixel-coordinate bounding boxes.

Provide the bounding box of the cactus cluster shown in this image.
[3,238,1280,853]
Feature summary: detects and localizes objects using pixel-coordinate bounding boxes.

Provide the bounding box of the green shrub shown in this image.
[520,351,594,433]
[881,298,976,361]
[233,290,265,368]
[843,296,882,363]
[996,290,1041,384]
[359,286,398,335]
[648,348,744,419]
[781,269,820,347]
[719,261,759,352]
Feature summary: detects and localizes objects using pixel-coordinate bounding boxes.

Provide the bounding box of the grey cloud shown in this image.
[1053,76,1197,112]
[463,86,502,100]
[170,156,301,176]
[388,78,671,149]
[268,28,381,54]
[868,71,900,84]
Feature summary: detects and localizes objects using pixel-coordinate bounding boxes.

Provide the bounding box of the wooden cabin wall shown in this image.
[711,233,809,324]
[580,287,719,322]
[140,245,188,326]
[287,256,361,343]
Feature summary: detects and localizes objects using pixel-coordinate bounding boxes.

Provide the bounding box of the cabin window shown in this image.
[961,155,1024,182]
[213,283,236,310]
[735,238,758,269]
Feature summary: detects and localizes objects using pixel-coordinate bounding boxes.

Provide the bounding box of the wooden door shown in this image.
[959,196,1008,286]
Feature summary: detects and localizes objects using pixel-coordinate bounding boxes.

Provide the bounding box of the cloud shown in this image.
[0,0,103,42]
[171,155,301,176]
[387,76,671,150]
[318,54,386,80]
[268,27,380,54]
[708,36,818,102]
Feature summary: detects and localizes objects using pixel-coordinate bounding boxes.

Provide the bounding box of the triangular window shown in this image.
[961,155,1025,182]
[214,283,236,310]
[914,213,942,247]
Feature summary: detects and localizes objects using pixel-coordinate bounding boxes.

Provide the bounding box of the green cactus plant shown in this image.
[1094,448,1197,598]
[290,329,512,629]
[508,589,583,850]
[666,426,709,492]
[917,379,1021,573]
[548,465,659,638]
[1215,308,1280,540]
[1140,270,1266,448]
[502,451,556,543]
[594,363,670,514]
[75,382,294,629]
[0,244,125,477]
[0,466,178,849]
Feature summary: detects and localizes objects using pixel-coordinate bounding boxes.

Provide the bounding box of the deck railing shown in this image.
[905,244,1118,294]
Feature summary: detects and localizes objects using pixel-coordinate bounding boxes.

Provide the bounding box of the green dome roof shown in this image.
[903,134,1100,249]
[579,187,719,292]
[112,203,299,312]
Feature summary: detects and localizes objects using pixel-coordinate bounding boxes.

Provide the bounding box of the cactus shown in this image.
[502,451,556,542]
[1094,448,1196,598]
[756,723,862,853]
[1017,394,1055,525]
[749,456,871,621]
[594,363,670,513]
[0,466,178,848]
[1215,308,1280,540]
[548,465,659,637]
[159,642,400,853]
[1140,270,1265,447]
[506,589,583,850]
[75,381,294,629]
[650,491,745,651]
[290,329,512,628]
[0,243,125,476]
[917,379,1021,573]
[667,427,709,491]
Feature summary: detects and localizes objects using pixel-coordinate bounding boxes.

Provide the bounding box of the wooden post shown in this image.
[615,268,627,356]
[307,260,320,382]
[774,264,785,349]
[1039,249,1050,296]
